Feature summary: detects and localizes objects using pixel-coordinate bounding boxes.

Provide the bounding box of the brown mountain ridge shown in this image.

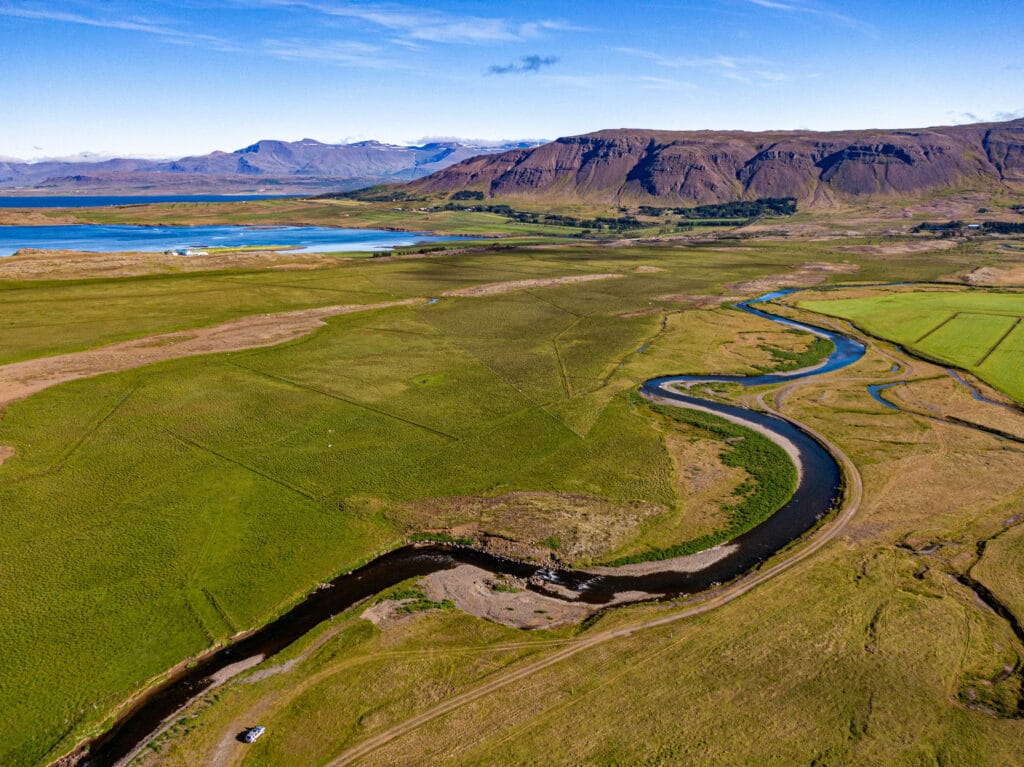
[400,118,1024,206]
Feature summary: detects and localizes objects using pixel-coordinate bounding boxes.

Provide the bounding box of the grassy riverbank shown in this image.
[605,400,798,565]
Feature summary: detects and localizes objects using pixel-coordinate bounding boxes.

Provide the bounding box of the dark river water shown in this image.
[71,292,864,767]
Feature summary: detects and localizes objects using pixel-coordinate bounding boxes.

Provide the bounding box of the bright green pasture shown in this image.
[0,297,667,764]
[800,290,1024,401]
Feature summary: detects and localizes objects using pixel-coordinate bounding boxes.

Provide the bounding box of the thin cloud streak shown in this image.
[233,0,583,45]
[616,47,813,85]
[260,38,398,67]
[0,3,242,51]
[736,0,876,34]
[0,6,173,34]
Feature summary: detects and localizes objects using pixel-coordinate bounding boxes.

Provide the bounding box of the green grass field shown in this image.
[798,290,1024,401]
[606,401,798,564]
[0,238,871,765]
[3,230,1022,766]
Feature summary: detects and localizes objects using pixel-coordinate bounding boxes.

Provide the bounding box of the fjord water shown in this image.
[0,224,459,257]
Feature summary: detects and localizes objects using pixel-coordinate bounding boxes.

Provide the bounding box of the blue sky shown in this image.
[1,0,1021,159]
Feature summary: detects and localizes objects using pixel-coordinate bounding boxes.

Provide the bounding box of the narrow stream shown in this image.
[70,292,864,767]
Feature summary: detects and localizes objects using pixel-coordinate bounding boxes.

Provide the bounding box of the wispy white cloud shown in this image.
[616,46,815,85]
[948,109,1024,125]
[735,0,876,34]
[524,73,696,94]
[0,2,242,51]
[233,1,583,46]
[412,135,547,148]
[260,38,395,67]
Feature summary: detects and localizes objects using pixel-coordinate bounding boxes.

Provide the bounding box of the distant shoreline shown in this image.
[0,194,301,208]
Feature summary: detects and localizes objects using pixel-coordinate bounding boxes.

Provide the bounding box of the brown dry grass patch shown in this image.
[961,264,1024,286]
[0,247,341,281]
[440,273,622,297]
[399,491,664,563]
[728,261,860,294]
[0,299,422,412]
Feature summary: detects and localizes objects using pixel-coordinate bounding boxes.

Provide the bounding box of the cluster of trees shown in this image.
[912,220,1024,235]
[440,203,645,231]
[638,197,798,219]
[321,187,427,203]
[982,221,1024,234]
[912,221,965,232]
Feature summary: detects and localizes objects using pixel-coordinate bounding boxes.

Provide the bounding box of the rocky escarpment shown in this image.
[403,118,1024,205]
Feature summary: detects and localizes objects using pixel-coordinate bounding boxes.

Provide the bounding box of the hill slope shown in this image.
[401,119,1024,205]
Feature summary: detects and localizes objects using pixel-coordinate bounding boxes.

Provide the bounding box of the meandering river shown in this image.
[69,292,866,767]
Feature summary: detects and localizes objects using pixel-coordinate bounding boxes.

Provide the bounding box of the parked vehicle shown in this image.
[242,726,265,743]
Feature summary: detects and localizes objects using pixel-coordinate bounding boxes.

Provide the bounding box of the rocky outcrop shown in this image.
[405,119,1024,205]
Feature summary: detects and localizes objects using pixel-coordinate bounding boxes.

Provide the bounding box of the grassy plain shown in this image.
[133,277,1024,767]
[2,223,1024,765]
[0,236,873,765]
[800,289,1024,401]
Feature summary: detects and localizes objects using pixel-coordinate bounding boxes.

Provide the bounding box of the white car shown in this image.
[242,726,266,743]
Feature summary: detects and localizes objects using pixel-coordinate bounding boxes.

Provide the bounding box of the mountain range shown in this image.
[0,139,538,195]
[400,118,1024,206]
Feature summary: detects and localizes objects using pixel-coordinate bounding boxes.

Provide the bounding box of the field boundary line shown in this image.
[181,594,217,645]
[58,382,140,466]
[166,430,318,501]
[549,315,589,402]
[226,362,458,441]
[523,287,585,318]
[220,276,395,298]
[202,588,238,635]
[914,311,959,343]
[976,316,1022,366]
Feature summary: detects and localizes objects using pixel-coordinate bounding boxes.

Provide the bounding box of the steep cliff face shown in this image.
[983,123,1024,183]
[405,119,1024,204]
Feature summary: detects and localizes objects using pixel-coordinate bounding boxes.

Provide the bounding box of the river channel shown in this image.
[72,291,865,766]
